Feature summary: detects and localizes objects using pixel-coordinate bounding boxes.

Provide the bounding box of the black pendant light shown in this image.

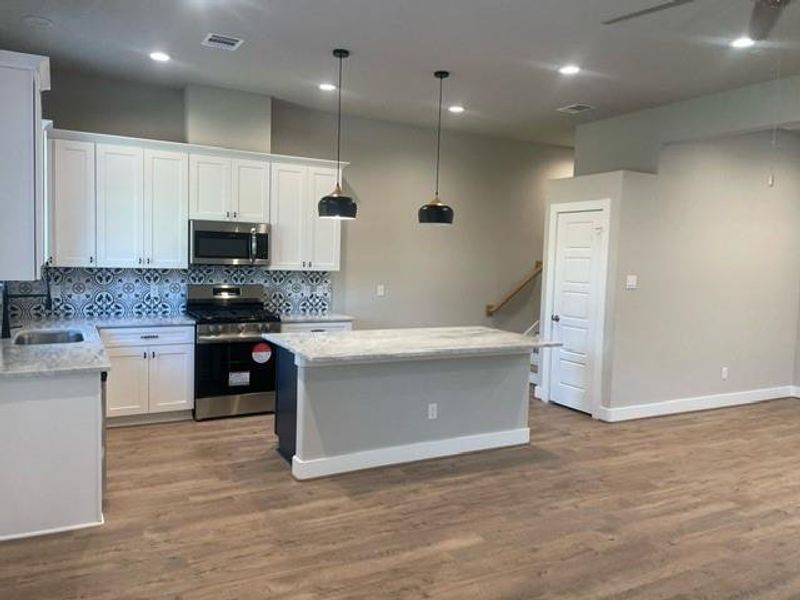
[319,48,357,220]
[418,70,455,225]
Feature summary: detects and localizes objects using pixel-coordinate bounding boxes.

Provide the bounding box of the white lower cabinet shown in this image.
[106,345,150,417]
[101,326,194,418]
[148,344,194,413]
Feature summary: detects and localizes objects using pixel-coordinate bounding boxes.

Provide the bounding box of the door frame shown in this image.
[539,198,611,419]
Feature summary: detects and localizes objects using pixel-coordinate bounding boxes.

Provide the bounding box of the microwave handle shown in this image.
[250,228,257,263]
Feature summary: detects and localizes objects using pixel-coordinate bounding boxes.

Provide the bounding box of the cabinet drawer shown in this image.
[281,322,352,333]
[99,326,194,348]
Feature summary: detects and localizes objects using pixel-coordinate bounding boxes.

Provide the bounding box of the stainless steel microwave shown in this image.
[189,220,270,266]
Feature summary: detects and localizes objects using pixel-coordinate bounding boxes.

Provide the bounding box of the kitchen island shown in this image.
[264,326,559,479]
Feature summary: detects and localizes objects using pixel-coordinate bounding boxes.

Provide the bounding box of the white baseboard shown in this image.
[595,386,797,423]
[0,515,103,543]
[292,427,530,480]
[792,386,800,399]
[107,409,193,428]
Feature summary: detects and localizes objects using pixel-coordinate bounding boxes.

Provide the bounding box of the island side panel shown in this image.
[274,346,298,463]
[0,373,103,540]
[292,353,530,479]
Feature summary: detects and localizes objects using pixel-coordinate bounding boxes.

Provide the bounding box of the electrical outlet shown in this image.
[721,366,729,381]
[376,284,386,297]
[427,403,438,420]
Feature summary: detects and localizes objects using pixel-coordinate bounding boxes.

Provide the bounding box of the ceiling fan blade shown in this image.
[602,0,695,25]
[749,0,791,40]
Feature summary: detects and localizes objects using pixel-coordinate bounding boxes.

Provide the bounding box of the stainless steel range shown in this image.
[186,284,281,420]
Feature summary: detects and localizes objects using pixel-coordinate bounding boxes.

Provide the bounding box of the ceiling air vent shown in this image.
[557,103,596,115]
[202,33,244,51]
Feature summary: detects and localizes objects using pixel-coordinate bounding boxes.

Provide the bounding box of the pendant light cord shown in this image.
[435,75,443,198]
[336,54,343,188]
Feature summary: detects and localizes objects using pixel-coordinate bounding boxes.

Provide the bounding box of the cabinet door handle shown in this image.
[151,351,155,359]
[140,334,159,340]
[89,256,94,264]
[143,351,147,359]
[226,211,230,218]
[138,257,142,265]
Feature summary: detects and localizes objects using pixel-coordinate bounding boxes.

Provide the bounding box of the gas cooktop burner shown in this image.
[185,284,281,325]
[187,306,281,325]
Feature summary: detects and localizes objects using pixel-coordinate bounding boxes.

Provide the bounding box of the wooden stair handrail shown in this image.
[486,261,543,317]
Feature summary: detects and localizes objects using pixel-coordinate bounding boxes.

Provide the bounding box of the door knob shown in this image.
[551,314,560,322]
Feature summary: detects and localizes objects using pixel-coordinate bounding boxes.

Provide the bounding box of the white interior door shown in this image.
[148,344,194,413]
[189,154,231,220]
[270,161,307,270]
[52,139,96,267]
[145,149,188,269]
[96,144,144,268]
[307,166,341,271]
[232,159,269,222]
[548,209,606,414]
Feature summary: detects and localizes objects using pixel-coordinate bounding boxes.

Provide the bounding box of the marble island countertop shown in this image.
[0,316,196,380]
[264,326,560,367]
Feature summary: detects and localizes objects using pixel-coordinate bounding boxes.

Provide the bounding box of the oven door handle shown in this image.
[250,228,257,263]
[197,334,273,345]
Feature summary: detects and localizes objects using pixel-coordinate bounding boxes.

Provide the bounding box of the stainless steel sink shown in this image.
[13,329,85,345]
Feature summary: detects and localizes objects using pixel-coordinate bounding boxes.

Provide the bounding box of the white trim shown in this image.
[291,428,530,480]
[106,409,193,428]
[540,198,611,419]
[594,386,797,422]
[0,516,103,543]
[50,128,347,169]
[792,386,800,399]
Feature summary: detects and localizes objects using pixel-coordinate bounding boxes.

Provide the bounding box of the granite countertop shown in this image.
[0,316,196,380]
[279,313,354,323]
[264,326,560,367]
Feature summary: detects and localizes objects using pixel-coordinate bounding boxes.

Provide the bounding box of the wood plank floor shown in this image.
[3,397,800,599]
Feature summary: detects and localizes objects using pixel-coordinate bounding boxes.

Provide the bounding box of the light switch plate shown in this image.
[376,284,386,297]
[625,275,638,290]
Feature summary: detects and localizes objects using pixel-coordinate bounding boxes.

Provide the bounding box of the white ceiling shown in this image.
[1,0,799,146]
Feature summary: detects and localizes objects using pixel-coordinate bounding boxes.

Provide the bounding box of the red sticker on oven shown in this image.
[251,342,272,364]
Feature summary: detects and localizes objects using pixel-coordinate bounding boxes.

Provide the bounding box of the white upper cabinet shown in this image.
[0,52,49,281]
[145,149,188,269]
[270,161,307,270]
[270,161,341,271]
[52,139,96,267]
[232,159,270,222]
[189,153,231,221]
[307,166,341,271]
[96,144,145,268]
[189,154,269,223]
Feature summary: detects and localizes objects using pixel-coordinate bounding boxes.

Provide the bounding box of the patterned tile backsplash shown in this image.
[3,266,331,327]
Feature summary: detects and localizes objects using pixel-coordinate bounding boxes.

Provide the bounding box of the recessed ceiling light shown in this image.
[319,83,336,92]
[731,36,755,49]
[149,51,171,62]
[448,105,465,114]
[558,64,582,76]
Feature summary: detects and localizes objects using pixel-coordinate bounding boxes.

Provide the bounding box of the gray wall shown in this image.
[574,74,800,176]
[43,69,185,142]
[271,99,573,331]
[39,69,573,331]
[184,84,272,152]
[557,132,800,408]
